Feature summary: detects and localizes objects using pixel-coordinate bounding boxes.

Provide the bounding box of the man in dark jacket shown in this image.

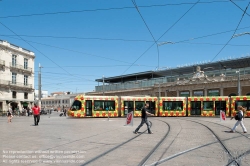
[134,103,154,134]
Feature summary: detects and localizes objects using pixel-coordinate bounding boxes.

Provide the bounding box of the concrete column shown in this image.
[220,87,224,96]
[177,90,179,97]
[204,88,207,96]
[189,90,192,97]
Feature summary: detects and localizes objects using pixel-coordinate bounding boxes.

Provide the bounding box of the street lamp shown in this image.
[157,41,174,97]
[236,70,241,96]
[38,63,43,108]
[232,32,248,96]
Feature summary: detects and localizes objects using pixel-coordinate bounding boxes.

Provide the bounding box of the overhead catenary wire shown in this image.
[230,0,250,16]
[1,24,249,73]
[0,22,93,83]
[131,0,160,69]
[122,0,201,75]
[1,25,250,43]
[211,2,250,62]
[0,0,244,19]
[2,35,146,66]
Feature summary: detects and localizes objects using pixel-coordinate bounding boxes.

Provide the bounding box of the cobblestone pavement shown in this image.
[1,112,249,166]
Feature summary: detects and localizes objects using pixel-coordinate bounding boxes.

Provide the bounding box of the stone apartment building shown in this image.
[0,40,35,113]
[41,92,83,111]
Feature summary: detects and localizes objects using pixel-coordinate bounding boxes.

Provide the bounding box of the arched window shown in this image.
[228,93,237,97]
[246,93,250,96]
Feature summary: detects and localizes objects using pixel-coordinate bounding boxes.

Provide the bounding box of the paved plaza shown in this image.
[1,112,250,166]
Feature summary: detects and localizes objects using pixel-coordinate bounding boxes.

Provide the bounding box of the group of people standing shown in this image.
[7,103,40,126]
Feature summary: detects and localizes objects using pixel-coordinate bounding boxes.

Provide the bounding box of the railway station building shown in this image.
[88,56,250,97]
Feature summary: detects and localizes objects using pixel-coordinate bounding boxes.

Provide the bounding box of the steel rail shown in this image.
[138,119,170,166]
[81,121,153,166]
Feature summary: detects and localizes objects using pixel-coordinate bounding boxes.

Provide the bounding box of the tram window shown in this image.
[203,101,213,110]
[94,100,115,111]
[71,100,82,111]
[163,101,183,111]
[135,101,144,111]
[235,101,249,110]
[124,101,134,112]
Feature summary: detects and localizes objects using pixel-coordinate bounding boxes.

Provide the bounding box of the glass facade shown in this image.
[193,90,204,97]
[208,89,219,96]
[95,67,250,93]
[180,91,190,97]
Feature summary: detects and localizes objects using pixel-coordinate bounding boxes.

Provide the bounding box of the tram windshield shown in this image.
[70,100,82,111]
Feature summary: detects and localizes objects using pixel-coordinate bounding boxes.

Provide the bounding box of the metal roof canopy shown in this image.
[96,56,250,83]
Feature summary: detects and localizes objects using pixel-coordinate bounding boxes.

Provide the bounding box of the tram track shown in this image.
[146,118,242,166]
[192,118,250,166]
[81,121,153,166]
[146,134,247,166]
[138,119,171,166]
[185,119,240,166]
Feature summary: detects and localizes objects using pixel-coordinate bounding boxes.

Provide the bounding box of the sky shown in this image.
[0,0,249,94]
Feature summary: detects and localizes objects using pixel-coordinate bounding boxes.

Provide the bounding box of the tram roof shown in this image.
[96,56,250,83]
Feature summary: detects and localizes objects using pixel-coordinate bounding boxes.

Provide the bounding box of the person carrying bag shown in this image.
[230,105,247,133]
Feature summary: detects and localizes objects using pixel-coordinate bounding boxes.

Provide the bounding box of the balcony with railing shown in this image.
[9,62,32,74]
[0,79,33,90]
[9,81,33,90]
[0,59,5,68]
[0,79,9,87]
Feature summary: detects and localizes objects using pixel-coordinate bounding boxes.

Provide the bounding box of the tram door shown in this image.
[124,101,133,116]
[191,101,201,115]
[86,100,92,116]
[215,101,226,115]
[147,101,156,115]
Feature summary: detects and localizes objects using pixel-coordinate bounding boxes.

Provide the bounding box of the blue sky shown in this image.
[0,0,249,94]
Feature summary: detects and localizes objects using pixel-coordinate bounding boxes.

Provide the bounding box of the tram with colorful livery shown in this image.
[69,95,119,118]
[120,96,158,117]
[230,96,250,117]
[68,95,250,118]
[187,96,230,117]
[158,97,187,117]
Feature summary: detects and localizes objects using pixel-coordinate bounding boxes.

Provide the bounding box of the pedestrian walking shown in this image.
[27,107,30,116]
[7,109,12,123]
[32,103,40,126]
[230,105,247,133]
[133,103,154,134]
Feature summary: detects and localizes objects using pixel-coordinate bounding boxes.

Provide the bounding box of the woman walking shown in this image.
[7,107,12,123]
[230,105,247,133]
